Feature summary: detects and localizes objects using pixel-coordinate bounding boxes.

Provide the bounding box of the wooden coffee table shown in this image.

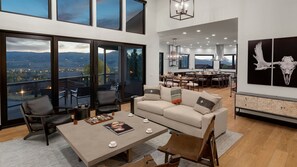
[57,111,167,167]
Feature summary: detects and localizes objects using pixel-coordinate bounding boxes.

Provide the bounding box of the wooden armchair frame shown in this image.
[158,116,219,167]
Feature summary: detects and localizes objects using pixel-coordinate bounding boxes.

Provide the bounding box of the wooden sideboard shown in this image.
[235,92,297,119]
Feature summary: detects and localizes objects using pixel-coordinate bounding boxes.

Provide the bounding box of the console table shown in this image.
[235,92,297,120]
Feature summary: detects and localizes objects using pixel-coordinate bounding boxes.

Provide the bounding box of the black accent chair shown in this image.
[20,96,72,146]
[70,87,90,106]
[96,90,121,114]
[40,88,66,104]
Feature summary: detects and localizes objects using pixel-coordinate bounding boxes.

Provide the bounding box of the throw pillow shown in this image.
[143,85,161,100]
[193,91,221,114]
[171,87,182,104]
[27,96,54,115]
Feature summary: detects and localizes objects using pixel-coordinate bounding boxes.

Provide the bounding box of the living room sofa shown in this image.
[132,87,228,138]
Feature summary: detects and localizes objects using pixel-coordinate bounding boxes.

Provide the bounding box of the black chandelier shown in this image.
[170,0,194,21]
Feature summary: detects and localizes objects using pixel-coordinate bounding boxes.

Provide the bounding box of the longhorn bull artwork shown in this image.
[253,42,297,85]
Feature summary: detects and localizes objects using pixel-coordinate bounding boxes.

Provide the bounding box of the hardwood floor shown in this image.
[0,87,296,167]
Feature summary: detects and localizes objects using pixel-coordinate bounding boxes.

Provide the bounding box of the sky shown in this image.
[126,0,143,21]
[1,0,49,18]
[57,0,90,25]
[6,37,50,53]
[6,37,91,53]
[2,0,143,29]
[97,0,120,29]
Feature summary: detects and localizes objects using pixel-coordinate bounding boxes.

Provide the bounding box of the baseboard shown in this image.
[236,112,297,129]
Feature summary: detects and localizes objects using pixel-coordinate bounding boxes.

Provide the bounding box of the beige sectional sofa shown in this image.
[133,87,228,138]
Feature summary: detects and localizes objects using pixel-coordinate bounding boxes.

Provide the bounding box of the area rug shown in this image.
[0,130,242,167]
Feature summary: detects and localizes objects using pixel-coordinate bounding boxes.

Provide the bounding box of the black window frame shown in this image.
[194,54,214,69]
[1,32,53,127]
[0,29,146,128]
[178,53,189,69]
[96,0,122,31]
[220,54,237,69]
[0,0,52,19]
[56,0,93,26]
[126,0,146,35]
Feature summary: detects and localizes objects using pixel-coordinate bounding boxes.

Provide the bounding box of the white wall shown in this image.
[157,0,297,99]
[237,0,297,98]
[156,0,240,32]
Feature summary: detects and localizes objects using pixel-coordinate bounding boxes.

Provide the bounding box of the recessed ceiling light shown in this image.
[208,41,210,43]
[206,44,209,46]
[197,42,199,44]
[206,37,209,40]
[224,37,228,40]
[234,40,237,42]
[166,42,170,44]
[212,34,216,37]
[229,45,232,47]
[200,46,202,48]
[197,30,201,32]
[216,43,219,45]
[183,32,187,35]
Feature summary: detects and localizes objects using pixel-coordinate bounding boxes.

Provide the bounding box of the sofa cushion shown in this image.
[137,100,175,115]
[160,86,171,102]
[181,89,202,107]
[143,85,161,100]
[194,91,222,115]
[163,105,202,128]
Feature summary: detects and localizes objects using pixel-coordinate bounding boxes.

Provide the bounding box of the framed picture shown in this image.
[247,39,272,85]
[273,37,297,87]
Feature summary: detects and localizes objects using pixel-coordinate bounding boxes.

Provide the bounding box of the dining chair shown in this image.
[186,76,199,91]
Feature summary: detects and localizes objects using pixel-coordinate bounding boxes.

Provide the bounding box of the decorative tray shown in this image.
[85,114,113,125]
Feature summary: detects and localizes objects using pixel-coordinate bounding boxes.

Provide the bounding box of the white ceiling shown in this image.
[158,18,238,49]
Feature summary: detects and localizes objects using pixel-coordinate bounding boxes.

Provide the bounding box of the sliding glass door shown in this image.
[58,40,91,107]
[4,35,51,125]
[123,46,144,100]
[98,45,120,88]
[0,31,145,128]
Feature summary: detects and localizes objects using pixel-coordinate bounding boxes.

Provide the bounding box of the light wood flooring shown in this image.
[0,87,296,167]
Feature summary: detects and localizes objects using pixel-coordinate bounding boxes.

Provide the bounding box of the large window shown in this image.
[6,36,51,121]
[1,0,50,18]
[195,54,214,69]
[179,54,189,69]
[98,45,120,86]
[57,0,91,25]
[220,54,236,69]
[58,41,90,106]
[97,0,121,30]
[126,0,145,34]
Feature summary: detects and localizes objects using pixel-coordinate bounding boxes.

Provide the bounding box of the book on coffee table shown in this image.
[104,121,134,135]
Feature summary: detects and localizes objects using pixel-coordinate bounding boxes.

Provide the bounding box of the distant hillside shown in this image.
[6,51,119,69]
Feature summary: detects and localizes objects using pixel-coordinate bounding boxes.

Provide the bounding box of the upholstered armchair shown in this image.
[96,90,121,114]
[20,96,72,145]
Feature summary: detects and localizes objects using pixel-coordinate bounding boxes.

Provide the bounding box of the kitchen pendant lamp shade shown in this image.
[170,0,194,21]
